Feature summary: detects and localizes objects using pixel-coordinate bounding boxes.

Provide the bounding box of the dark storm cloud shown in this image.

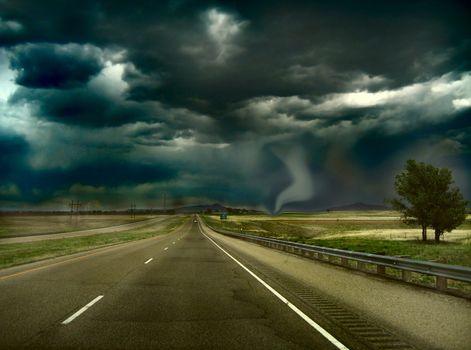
[0,0,103,46]
[130,123,193,146]
[108,0,470,115]
[324,113,471,209]
[9,43,104,89]
[3,0,470,125]
[0,131,29,182]
[9,86,153,127]
[0,0,470,209]
[1,158,179,206]
[2,0,467,113]
[0,16,22,35]
[0,131,30,205]
[24,162,177,190]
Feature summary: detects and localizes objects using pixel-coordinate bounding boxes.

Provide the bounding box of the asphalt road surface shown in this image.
[0,218,345,350]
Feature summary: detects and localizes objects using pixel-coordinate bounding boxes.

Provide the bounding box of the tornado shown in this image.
[272,146,315,214]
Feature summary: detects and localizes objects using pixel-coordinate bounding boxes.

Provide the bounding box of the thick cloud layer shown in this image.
[0,0,470,210]
[9,43,104,89]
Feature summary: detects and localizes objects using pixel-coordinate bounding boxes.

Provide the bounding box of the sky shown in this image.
[0,0,470,212]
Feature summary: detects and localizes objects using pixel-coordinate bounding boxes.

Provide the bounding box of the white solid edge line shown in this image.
[145,258,153,264]
[61,295,104,325]
[201,230,350,350]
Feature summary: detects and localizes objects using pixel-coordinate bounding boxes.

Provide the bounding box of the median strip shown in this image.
[0,215,187,271]
[61,295,104,325]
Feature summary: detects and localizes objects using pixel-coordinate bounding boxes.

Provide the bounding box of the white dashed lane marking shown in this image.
[61,295,104,325]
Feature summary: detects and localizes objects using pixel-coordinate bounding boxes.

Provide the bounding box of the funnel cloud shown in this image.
[272,146,315,214]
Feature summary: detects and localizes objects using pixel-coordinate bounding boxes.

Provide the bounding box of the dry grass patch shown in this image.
[0,214,158,238]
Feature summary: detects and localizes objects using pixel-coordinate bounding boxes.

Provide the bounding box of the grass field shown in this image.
[0,215,187,269]
[202,211,471,267]
[0,214,157,238]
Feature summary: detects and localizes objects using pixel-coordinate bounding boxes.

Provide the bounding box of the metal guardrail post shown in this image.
[401,270,411,282]
[436,276,447,290]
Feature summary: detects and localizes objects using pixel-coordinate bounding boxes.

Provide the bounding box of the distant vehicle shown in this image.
[193,219,197,223]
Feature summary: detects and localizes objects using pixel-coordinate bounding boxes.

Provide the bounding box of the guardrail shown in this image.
[200,219,471,296]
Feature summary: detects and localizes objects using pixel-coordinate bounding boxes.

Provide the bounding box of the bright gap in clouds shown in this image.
[204,8,248,62]
[0,49,17,101]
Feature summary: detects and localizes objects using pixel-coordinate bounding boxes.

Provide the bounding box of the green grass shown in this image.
[303,238,471,267]
[202,214,471,267]
[0,215,187,269]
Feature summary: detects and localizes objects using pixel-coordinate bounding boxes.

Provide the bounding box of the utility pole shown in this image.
[163,193,167,213]
[69,200,81,213]
[130,203,136,219]
[69,200,81,224]
[75,200,82,213]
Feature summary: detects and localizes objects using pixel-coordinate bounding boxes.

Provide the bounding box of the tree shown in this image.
[430,187,467,242]
[390,160,468,243]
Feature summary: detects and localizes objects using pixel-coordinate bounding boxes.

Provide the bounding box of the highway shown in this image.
[0,218,340,349]
[0,217,469,349]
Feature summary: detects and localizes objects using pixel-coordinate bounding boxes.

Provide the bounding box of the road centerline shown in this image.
[200,229,349,350]
[61,295,104,325]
